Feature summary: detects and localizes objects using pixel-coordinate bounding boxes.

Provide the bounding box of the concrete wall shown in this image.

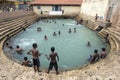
[33,5,80,15]
[108,0,120,25]
[62,6,80,14]
[33,6,52,15]
[81,0,109,20]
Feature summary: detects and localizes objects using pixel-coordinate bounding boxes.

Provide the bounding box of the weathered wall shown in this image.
[62,6,80,14]
[81,0,120,25]
[33,6,41,14]
[81,0,109,20]
[108,0,120,25]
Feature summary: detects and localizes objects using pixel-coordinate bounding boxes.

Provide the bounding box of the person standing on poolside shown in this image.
[45,47,59,75]
[28,43,41,72]
[95,14,98,22]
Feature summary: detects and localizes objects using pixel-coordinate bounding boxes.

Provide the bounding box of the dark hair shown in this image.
[6,43,9,45]
[94,49,98,53]
[32,43,37,48]
[102,48,105,51]
[16,45,19,48]
[24,57,28,61]
[51,47,55,52]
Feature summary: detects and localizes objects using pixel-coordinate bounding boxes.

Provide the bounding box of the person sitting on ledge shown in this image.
[90,49,99,64]
[100,48,107,59]
[104,34,109,43]
[22,57,32,67]
[15,45,24,54]
[88,55,92,61]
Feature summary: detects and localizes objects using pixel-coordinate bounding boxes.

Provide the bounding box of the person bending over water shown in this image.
[28,43,41,72]
[45,47,59,75]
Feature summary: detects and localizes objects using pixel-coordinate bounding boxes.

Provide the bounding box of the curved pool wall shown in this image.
[3,18,108,70]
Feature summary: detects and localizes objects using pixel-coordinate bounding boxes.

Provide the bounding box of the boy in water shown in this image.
[22,57,32,67]
[15,45,24,54]
[28,43,41,72]
[45,47,59,75]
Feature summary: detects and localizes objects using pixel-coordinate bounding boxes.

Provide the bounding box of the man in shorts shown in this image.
[28,43,41,72]
[45,47,59,75]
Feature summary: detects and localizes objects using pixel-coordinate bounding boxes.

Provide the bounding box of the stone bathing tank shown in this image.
[3,18,109,71]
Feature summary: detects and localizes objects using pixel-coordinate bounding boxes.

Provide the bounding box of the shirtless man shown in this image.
[90,49,99,64]
[28,43,41,72]
[45,47,59,75]
[100,48,107,59]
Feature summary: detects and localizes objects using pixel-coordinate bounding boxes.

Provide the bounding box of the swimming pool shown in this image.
[4,19,108,70]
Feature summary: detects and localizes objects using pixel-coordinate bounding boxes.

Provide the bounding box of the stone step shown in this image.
[107,27,120,33]
[0,27,22,40]
[0,16,37,41]
[0,13,35,25]
[0,15,37,33]
[0,20,24,32]
[0,15,36,29]
[98,29,108,39]
[109,34,120,51]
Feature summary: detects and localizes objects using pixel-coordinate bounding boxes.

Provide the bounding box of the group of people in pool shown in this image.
[5,40,107,75]
[37,27,77,40]
[5,42,59,75]
[5,19,107,75]
[88,48,107,64]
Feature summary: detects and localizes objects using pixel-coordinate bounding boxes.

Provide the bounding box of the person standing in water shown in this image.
[28,43,41,72]
[45,47,59,75]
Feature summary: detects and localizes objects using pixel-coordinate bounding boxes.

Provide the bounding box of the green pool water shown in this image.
[4,19,107,70]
